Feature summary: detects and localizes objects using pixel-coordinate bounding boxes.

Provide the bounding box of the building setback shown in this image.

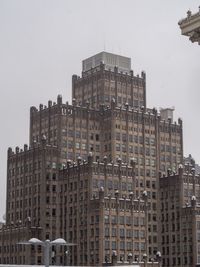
[0,52,185,266]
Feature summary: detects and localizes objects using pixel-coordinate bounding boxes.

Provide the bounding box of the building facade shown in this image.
[59,155,148,266]
[159,164,200,267]
[0,52,185,265]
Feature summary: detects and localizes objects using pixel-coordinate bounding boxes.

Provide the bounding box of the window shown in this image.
[140,243,145,251]
[105,241,110,250]
[134,230,139,238]
[150,138,155,145]
[120,228,125,237]
[122,144,126,152]
[112,241,116,250]
[108,181,113,189]
[129,145,133,153]
[135,242,139,250]
[140,231,145,239]
[76,131,81,138]
[52,185,56,192]
[126,229,132,238]
[68,130,73,137]
[129,135,133,142]
[151,148,156,156]
[139,158,144,165]
[120,241,125,250]
[82,143,87,150]
[160,144,165,152]
[111,216,117,224]
[82,132,87,139]
[104,215,109,223]
[114,181,118,190]
[146,148,150,156]
[116,133,120,140]
[68,141,73,149]
[52,162,56,169]
[122,183,126,191]
[105,227,110,236]
[96,215,99,223]
[112,228,117,237]
[122,134,127,142]
[75,142,80,149]
[127,183,132,191]
[127,242,132,250]
[140,217,145,226]
[126,217,131,225]
[152,192,156,199]
[146,159,150,166]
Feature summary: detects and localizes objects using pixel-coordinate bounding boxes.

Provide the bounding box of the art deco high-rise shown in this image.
[0,52,183,266]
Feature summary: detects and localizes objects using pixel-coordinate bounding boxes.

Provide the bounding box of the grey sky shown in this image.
[0,0,200,218]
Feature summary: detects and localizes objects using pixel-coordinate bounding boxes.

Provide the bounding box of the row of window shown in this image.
[103,85,143,95]
[115,125,156,134]
[8,161,42,176]
[9,161,57,177]
[162,257,192,267]
[104,240,145,250]
[104,215,145,225]
[92,179,156,190]
[116,134,155,145]
[104,227,145,238]
[116,144,156,157]
[67,130,100,141]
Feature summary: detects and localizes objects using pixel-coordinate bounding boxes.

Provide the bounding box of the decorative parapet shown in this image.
[178,7,200,44]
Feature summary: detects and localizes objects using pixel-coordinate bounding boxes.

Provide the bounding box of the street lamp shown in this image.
[127,252,132,265]
[18,238,76,267]
[143,253,147,267]
[156,251,162,267]
[134,255,139,263]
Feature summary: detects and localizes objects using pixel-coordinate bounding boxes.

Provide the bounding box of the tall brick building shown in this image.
[0,52,186,266]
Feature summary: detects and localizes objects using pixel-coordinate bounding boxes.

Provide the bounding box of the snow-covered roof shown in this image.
[51,238,66,244]
[28,238,43,244]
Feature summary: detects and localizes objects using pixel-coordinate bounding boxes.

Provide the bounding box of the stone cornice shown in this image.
[178,8,200,44]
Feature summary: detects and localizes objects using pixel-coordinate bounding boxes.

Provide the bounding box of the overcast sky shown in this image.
[0,0,200,219]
